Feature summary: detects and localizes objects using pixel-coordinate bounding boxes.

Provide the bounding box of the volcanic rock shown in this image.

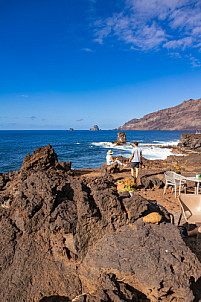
[21,144,58,171]
[0,145,201,301]
[0,174,5,189]
[56,161,71,172]
[79,216,201,301]
[178,133,201,151]
[140,175,164,189]
[116,132,126,145]
[89,125,99,131]
[107,162,121,173]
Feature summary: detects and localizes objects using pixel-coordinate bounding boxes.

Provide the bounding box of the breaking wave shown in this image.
[92,139,180,160]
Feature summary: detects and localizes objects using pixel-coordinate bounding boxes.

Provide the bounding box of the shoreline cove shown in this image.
[0,130,187,173]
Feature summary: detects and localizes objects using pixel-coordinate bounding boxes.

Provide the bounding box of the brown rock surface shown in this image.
[21,144,58,171]
[178,133,201,151]
[0,145,201,301]
[118,98,201,130]
[79,221,200,301]
[115,132,126,145]
[106,162,121,173]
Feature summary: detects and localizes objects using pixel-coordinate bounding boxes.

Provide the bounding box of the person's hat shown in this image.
[107,150,113,154]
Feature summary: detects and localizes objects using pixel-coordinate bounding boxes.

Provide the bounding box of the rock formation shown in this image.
[178,133,201,151]
[106,162,121,173]
[116,132,126,145]
[119,98,201,131]
[89,125,99,131]
[0,145,201,301]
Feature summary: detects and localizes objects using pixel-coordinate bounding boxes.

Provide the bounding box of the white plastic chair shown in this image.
[164,171,187,198]
[178,193,201,225]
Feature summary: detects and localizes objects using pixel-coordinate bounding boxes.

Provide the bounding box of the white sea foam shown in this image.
[141,146,173,160]
[92,140,181,160]
[153,140,179,146]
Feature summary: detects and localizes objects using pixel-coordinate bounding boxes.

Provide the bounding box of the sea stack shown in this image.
[89,125,99,131]
[116,132,126,145]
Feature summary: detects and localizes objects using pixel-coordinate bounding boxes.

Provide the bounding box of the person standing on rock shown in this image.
[129,141,142,183]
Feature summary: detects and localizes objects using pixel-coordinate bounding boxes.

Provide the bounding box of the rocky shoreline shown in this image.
[1,144,201,301]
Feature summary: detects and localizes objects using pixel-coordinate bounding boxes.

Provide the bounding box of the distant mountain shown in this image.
[118,98,201,131]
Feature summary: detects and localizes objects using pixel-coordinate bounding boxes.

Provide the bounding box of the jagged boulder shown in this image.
[21,144,58,171]
[79,216,201,301]
[56,161,71,172]
[0,174,5,189]
[178,133,201,151]
[0,148,126,301]
[107,162,121,173]
[116,132,126,145]
[140,175,164,189]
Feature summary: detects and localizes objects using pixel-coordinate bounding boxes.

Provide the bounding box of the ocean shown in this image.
[0,130,188,173]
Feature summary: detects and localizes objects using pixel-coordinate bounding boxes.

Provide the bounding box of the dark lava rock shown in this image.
[72,275,149,301]
[116,132,126,145]
[140,175,164,189]
[56,161,71,172]
[79,221,200,302]
[0,145,201,301]
[122,194,170,224]
[107,162,121,173]
[21,144,58,171]
[178,133,201,151]
[0,174,5,189]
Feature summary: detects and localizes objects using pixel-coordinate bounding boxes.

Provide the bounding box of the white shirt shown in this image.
[106,154,113,165]
[131,147,142,162]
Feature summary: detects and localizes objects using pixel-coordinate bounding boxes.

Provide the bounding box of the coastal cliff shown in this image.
[119,98,201,131]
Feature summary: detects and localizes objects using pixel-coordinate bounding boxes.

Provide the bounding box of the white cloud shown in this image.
[83,48,93,52]
[94,13,167,50]
[92,0,201,65]
[94,24,112,44]
[189,55,201,67]
[126,0,188,20]
[163,37,193,50]
[170,5,201,31]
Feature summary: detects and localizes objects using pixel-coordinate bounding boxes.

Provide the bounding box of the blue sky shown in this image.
[0,0,201,130]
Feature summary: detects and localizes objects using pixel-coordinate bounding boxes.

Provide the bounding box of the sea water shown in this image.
[0,130,188,173]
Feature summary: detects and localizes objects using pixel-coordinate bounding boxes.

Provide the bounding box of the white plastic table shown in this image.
[184,177,201,194]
